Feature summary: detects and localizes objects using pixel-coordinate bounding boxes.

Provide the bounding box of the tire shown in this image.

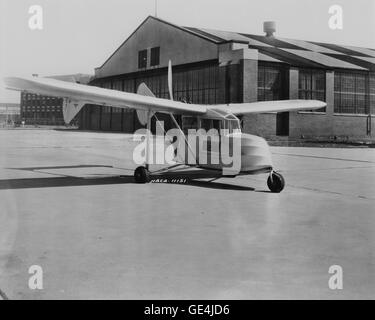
[267,172,285,193]
[134,166,150,183]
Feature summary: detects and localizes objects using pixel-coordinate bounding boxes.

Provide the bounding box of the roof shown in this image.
[96,16,375,74]
[184,25,375,71]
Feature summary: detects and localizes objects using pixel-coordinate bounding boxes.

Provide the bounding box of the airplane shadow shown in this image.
[8,164,114,171]
[0,165,255,191]
[0,175,255,191]
[184,180,254,191]
[0,175,133,190]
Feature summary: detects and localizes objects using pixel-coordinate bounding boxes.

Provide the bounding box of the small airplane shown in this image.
[3,61,326,192]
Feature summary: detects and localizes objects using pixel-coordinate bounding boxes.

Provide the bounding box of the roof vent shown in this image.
[263,21,276,37]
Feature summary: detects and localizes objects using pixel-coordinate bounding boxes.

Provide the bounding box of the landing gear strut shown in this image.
[267,171,285,193]
[134,166,150,183]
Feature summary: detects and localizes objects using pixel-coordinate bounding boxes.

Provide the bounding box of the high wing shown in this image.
[4,76,207,123]
[4,76,326,124]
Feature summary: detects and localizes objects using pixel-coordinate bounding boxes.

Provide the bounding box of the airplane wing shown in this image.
[3,76,207,123]
[209,99,326,115]
[4,76,326,124]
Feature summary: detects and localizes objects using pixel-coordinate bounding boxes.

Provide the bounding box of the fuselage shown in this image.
[176,131,273,176]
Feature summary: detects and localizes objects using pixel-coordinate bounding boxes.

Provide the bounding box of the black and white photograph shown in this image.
[0,0,374,305]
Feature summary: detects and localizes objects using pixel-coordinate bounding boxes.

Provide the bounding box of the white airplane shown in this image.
[4,63,326,192]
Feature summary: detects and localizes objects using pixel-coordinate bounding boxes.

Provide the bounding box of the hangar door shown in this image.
[276,112,289,136]
[258,63,289,136]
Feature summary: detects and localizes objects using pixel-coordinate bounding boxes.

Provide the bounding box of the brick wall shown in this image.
[242,113,277,137]
[332,114,374,138]
[289,112,333,138]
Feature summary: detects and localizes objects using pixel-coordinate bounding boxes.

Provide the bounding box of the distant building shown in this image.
[0,103,20,127]
[20,74,92,125]
[78,16,374,138]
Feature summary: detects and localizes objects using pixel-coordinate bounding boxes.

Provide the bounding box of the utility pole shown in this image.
[155,0,158,17]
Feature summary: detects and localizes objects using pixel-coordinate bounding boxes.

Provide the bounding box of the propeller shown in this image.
[168,60,173,101]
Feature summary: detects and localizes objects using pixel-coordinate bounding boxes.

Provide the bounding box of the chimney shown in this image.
[263,21,276,37]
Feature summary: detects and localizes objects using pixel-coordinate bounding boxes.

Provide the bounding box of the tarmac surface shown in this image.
[0,129,374,299]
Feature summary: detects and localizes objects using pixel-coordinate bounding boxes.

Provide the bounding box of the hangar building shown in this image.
[0,103,20,127]
[78,16,375,138]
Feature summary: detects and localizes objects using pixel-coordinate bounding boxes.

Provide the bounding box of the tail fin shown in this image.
[137,82,156,98]
[62,99,85,124]
[136,82,155,125]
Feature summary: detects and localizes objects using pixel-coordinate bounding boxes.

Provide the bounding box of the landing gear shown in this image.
[267,171,285,193]
[134,166,150,183]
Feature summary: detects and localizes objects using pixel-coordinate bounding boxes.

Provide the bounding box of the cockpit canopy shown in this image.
[182,113,241,135]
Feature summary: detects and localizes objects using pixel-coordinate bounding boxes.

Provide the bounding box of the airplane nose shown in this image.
[240,133,273,172]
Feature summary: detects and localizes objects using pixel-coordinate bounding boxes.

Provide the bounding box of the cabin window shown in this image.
[201,119,221,134]
[138,49,147,69]
[150,47,160,67]
[182,116,198,134]
[223,119,241,133]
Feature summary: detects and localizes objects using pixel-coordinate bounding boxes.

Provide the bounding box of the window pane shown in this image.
[298,69,326,111]
[356,74,366,93]
[257,65,282,101]
[150,47,160,67]
[138,49,147,69]
[334,72,369,114]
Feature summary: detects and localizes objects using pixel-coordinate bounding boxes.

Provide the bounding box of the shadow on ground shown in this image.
[1,165,255,191]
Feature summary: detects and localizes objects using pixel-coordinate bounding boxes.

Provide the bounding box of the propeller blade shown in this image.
[168,60,173,101]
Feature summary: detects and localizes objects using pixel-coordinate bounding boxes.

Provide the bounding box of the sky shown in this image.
[1,0,374,103]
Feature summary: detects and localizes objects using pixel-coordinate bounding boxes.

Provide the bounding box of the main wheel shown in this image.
[134,166,150,183]
[267,171,285,193]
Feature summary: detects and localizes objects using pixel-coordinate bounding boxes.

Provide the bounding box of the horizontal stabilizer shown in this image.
[63,99,86,124]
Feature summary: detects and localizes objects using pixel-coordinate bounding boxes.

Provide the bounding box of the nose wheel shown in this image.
[134,166,150,183]
[267,171,285,193]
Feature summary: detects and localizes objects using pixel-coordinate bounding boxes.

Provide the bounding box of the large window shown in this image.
[299,69,325,100]
[123,78,135,93]
[370,73,375,115]
[299,69,326,112]
[138,49,147,69]
[257,65,283,101]
[150,47,160,67]
[134,63,219,104]
[112,80,122,91]
[334,72,369,114]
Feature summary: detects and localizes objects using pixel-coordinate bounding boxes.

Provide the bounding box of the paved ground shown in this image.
[0,129,374,299]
